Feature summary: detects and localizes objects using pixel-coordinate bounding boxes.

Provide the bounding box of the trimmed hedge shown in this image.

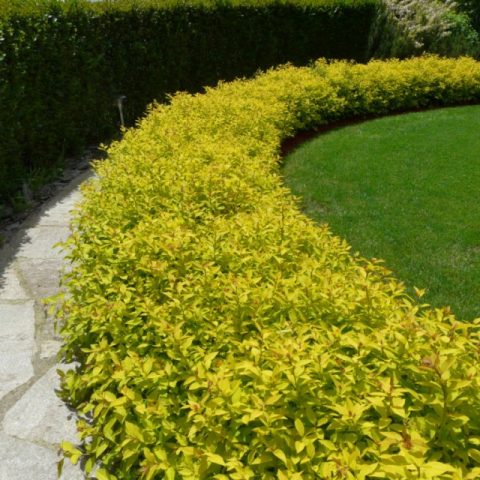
[456,0,480,34]
[58,56,480,479]
[0,0,377,206]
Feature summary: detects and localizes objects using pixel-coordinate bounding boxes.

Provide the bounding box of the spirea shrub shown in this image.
[57,56,480,479]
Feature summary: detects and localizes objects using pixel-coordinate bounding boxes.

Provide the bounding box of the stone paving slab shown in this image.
[0,264,29,301]
[36,190,83,227]
[0,351,34,402]
[16,258,64,299]
[0,432,59,480]
[3,366,78,445]
[0,432,83,480]
[40,340,63,360]
[16,226,70,260]
[0,302,35,400]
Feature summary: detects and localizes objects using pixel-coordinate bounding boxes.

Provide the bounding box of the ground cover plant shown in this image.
[283,105,480,320]
[57,56,480,479]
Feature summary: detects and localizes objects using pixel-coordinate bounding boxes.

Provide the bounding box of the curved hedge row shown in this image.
[58,56,480,479]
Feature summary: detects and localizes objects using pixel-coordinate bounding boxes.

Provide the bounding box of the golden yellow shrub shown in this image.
[58,56,480,479]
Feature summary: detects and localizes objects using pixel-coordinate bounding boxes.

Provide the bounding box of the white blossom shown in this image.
[372,0,479,58]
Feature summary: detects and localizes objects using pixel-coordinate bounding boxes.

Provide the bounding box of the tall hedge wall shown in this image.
[0,0,377,206]
[58,56,480,479]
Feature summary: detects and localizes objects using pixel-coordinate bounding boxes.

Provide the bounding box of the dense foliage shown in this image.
[369,0,480,59]
[454,0,480,33]
[0,0,377,206]
[57,56,480,479]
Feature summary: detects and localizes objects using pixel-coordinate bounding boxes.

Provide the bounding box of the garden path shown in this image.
[0,172,90,479]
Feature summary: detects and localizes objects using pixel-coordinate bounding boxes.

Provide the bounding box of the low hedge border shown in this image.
[58,56,480,479]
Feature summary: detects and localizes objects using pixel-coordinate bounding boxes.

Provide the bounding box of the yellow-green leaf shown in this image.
[294,418,305,436]
[125,421,145,442]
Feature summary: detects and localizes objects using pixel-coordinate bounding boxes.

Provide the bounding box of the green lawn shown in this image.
[283,105,480,320]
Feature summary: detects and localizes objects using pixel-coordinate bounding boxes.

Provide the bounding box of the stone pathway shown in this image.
[0,172,91,479]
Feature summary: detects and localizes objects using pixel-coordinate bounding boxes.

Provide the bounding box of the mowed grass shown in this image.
[283,105,480,320]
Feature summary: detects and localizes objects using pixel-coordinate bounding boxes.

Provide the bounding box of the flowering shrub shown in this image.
[370,0,480,58]
[57,56,480,480]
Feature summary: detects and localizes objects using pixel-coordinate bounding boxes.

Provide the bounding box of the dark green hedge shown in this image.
[0,0,378,205]
[457,0,480,33]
